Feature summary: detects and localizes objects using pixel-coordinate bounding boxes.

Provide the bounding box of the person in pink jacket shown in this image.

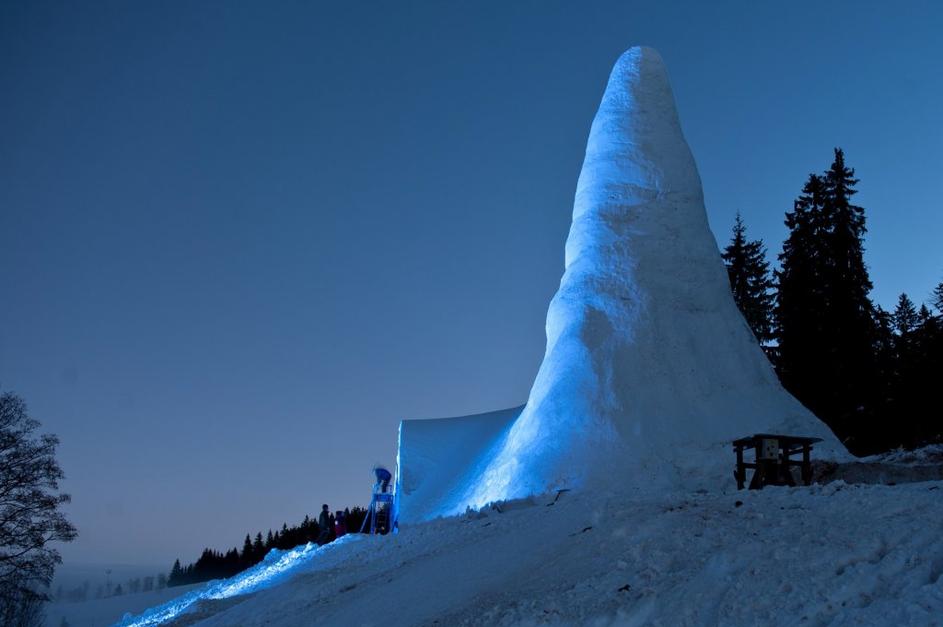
[334,510,347,538]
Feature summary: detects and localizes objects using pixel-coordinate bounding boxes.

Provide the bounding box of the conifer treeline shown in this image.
[724,148,943,455]
[167,507,367,587]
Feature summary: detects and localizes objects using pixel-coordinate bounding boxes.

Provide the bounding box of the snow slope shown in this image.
[114,540,361,626]
[124,479,943,626]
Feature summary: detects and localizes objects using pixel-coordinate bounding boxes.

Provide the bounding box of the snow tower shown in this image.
[395,47,845,524]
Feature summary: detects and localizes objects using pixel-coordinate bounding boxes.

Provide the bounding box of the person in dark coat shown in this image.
[317,504,332,545]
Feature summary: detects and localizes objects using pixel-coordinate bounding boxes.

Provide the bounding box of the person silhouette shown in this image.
[317,504,332,545]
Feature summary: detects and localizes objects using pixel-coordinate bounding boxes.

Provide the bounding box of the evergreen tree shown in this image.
[306,514,320,542]
[883,296,943,448]
[240,534,253,567]
[872,305,896,405]
[346,506,368,534]
[912,304,943,444]
[776,173,829,415]
[889,294,920,446]
[918,304,938,329]
[817,148,877,448]
[775,150,883,452]
[168,559,183,587]
[893,294,919,336]
[224,548,240,576]
[722,212,775,343]
[932,281,943,313]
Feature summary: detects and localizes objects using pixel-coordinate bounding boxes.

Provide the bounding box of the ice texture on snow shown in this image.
[399,47,844,522]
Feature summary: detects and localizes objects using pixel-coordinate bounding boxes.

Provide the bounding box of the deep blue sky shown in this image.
[2,2,941,567]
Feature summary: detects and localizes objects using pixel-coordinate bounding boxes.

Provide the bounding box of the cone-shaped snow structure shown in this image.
[397,47,844,522]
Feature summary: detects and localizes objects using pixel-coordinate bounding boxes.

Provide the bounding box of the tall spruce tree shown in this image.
[776,150,878,452]
[819,148,878,448]
[775,173,829,415]
[722,213,775,344]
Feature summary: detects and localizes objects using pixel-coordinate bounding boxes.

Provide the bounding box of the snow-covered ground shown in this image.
[121,474,943,626]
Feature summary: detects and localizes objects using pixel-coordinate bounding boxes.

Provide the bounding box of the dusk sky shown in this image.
[2,1,941,569]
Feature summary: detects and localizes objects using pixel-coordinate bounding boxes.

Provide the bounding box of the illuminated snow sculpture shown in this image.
[396,46,844,523]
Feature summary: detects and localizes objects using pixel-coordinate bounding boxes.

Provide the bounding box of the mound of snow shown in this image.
[814,450,943,487]
[397,46,845,524]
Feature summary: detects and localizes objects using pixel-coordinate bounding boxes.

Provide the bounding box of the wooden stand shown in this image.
[732,434,822,490]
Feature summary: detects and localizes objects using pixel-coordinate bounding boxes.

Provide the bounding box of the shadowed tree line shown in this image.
[166,507,368,587]
[723,148,943,455]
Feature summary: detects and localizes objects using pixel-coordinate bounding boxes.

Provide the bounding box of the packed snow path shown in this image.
[124,480,943,626]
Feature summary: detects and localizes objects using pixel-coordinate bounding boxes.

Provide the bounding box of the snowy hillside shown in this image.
[120,477,943,626]
[121,45,940,627]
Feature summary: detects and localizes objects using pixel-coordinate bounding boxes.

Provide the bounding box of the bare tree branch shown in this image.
[0,391,77,625]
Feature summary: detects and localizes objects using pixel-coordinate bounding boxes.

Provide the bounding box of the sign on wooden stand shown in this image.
[732,434,822,490]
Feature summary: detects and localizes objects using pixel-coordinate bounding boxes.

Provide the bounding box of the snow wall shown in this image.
[395,406,523,524]
[396,46,845,524]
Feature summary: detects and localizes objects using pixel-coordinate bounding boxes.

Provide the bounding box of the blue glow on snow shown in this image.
[460,413,534,511]
[392,421,403,528]
[115,536,360,626]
